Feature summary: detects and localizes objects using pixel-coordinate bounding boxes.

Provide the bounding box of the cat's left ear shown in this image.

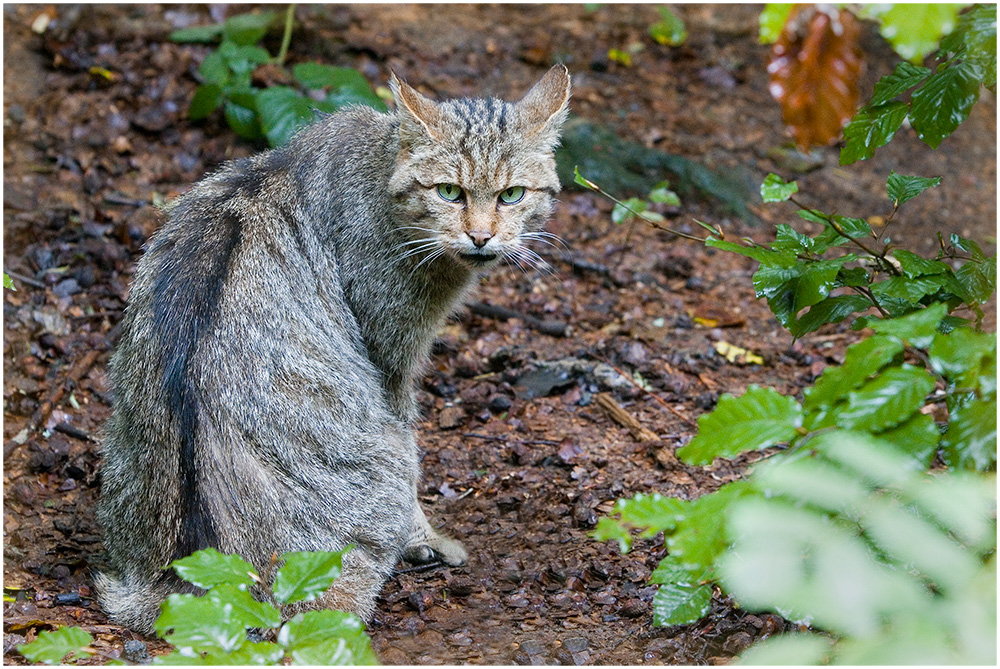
[517,64,571,149]
[390,72,445,146]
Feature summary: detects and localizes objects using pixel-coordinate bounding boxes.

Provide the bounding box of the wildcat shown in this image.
[96,64,571,633]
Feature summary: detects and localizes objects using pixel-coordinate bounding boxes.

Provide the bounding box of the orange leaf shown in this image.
[768,5,864,151]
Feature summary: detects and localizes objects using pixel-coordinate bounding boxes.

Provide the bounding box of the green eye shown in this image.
[498,186,526,205]
[436,183,464,202]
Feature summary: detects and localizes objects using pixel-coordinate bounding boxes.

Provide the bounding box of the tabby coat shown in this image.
[97,65,571,632]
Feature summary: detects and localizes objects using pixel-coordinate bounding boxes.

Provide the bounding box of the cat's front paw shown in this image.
[403,533,468,566]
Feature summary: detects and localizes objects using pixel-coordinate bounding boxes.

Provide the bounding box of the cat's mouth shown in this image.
[458,251,498,266]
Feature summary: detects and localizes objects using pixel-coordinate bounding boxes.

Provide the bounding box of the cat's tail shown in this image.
[95,569,179,635]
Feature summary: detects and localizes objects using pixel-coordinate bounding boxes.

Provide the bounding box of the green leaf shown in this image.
[678,385,803,464]
[910,60,983,149]
[706,238,797,268]
[893,249,951,278]
[669,482,753,569]
[208,584,282,629]
[224,98,262,140]
[829,215,872,241]
[170,548,258,590]
[952,256,996,305]
[869,61,932,106]
[18,627,93,665]
[222,10,277,46]
[790,294,872,338]
[758,4,795,45]
[273,549,349,605]
[649,181,681,205]
[170,23,225,44]
[738,634,834,665]
[887,172,942,206]
[220,43,271,76]
[591,516,634,553]
[612,197,647,224]
[154,593,247,654]
[771,224,813,253]
[572,165,599,191]
[198,50,230,86]
[870,275,947,303]
[877,3,964,63]
[943,3,997,90]
[867,302,948,348]
[840,101,908,165]
[278,610,377,665]
[942,396,997,471]
[649,6,687,46]
[874,412,940,467]
[760,173,798,203]
[3,273,15,290]
[804,335,905,410]
[650,558,712,625]
[950,233,987,261]
[928,327,997,390]
[607,492,690,540]
[838,365,937,433]
[189,84,224,120]
[256,86,316,147]
[794,257,854,312]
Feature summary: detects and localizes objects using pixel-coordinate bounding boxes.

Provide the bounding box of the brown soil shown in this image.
[3,4,995,665]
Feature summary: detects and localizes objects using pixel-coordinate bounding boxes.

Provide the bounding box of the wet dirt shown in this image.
[3,4,995,665]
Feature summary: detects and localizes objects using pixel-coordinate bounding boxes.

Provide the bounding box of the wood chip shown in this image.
[594,393,658,442]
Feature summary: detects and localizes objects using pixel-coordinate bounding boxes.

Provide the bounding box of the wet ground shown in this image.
[3,4,995,665]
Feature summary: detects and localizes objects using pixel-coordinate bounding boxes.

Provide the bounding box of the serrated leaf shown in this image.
[256,86,315,147]
[840,101,908,165]
[867,302,948,348]
[804,335,905,410]
[869,61,932,106]
[928,327,997,390]
[870,275,947,303]
[670,482,753,568]
[649,6,687,46]
[829,215,872,240]
[761,173,798,203]
[876,412,940,467]
[838,365,937,432]
[738,634,834,665]
[279,610,376,665]
[952,256,996,305]
[170,548,258,590]
[944,3,996,90]
[154,593,246,654]
[942,396,997,471]
[950,234,987,261]
[753,449,871,515]
[911,60,982,149]
[877,3,963,63]
[273,549,348,605]
[613,492,690,536]
[189,84,224,120]
[17,627,93,665]
[790,294,872,338]
[678,385,803,464]
[651,561,713,625]
[759,3,795,44]
[795,257,854,312]
[892,249,951,278]
[170,23,225,44]
[887,172,942,207]
[771,224,813,253]
[706,237,797,268]
[222,10,276,46]
[208,584,282,629]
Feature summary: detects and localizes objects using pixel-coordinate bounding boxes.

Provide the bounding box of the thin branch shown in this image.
[273,4,295,65]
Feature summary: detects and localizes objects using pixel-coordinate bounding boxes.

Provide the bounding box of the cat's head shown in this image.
[387,65,570,272]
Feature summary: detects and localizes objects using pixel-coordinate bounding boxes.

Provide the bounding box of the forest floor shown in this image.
[2,4,996,666]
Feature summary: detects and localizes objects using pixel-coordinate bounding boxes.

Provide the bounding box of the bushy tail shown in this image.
[94,570,183,635]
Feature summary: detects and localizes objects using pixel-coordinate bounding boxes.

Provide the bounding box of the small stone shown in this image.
[438,406,466,430]
[488,394,513,412]
[123,639,150,663]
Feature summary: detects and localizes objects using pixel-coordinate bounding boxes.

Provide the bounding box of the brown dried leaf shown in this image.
[768,5,864,151]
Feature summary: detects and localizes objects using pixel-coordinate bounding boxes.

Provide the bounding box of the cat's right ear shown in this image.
[390,73,444,146]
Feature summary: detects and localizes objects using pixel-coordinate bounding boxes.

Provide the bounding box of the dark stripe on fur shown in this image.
[150,178,247,560]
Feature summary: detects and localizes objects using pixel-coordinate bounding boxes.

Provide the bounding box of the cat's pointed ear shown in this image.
[390,72,444,145]
[517,64,571,148]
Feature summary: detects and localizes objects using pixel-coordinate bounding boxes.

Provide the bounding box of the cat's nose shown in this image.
[467,230,493,248]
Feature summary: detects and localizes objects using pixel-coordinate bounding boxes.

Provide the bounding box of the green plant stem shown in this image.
[274,4,295,65]
[585,183,707,243]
